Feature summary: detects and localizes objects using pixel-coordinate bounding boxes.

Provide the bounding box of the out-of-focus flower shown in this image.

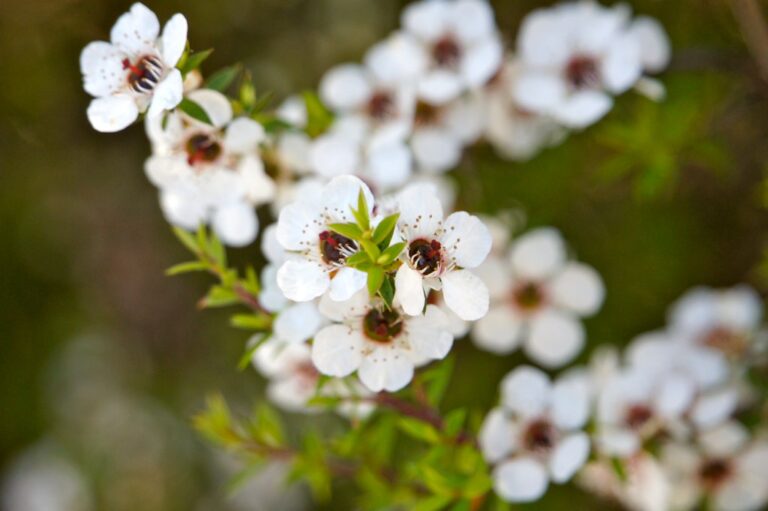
[661,422,768,511]
[394,185,492,321]
[513,2,670,128]
[80,3,187,132]
[367,0,502,106]
[311,290,454,392]
[484,59,565,160]
[145,89,273,246]
[578,453,670,511]
[668,285,765,362]
[479,366,591,503]
[472,228,604,367]
[276,176,373,302]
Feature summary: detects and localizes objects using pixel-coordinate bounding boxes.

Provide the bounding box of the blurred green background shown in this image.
[1,0,767,509]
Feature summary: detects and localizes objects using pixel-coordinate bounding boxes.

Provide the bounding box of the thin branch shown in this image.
[730,0,768,84]
[373,393,476,445]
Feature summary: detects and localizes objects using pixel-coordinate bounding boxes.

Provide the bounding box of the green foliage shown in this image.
[178,98,213,124]
[177,48,214,76]
[205,64,241,92]
[302,91,334,137]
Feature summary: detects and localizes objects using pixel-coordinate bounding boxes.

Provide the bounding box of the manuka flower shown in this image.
[145,89,273,246]
[275,176,373,302]
[80,3,187,132]
[472,228,604,367]
[311,290,454,392]
[480,366,592,503]
[393,185,492,321]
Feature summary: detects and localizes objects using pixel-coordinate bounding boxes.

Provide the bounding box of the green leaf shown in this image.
[443,408,467,437]
[398,417,441,444]
[378,242,406,265]
[199,285,239,308]
[252,404,285,446]
[243,265,260,294]
[178,48,213,75]
[372,213,400,244]
[356,190,371,229]
[423,356,455,407]
[178,98,212,124]
[379,276,395,308]
[230,313,272,330]
[360,239,381,260]
[302,90,334,137]
[165,261,208,276]
[367,266,385,296]
[237,333,270,370]
[413,495,453,511]
[208,231,227,267]
[450,501,471,511]
[172,226,200,254]
[328,222,363,241]
[345,251,370,267]
[206,64,241,92]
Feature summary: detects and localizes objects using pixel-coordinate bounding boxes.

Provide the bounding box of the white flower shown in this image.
[311,290,454,392]
[145,89,274,246]
[393,186,492,321]
[367,0,503,106]
[578,454,670,511]
[472,227,604,367]
[480,366,591,503]
[661,422,768,511]
[513,2,669,128]
[275,175,373,302]
[484,59,566,161]
[668,285,764,361]
[80,3,187,132]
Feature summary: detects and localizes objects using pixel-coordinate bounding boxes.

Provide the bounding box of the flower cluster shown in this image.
[78,1,768,510]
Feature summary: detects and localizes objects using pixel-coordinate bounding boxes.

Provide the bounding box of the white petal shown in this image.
[551,373,591,430]
[318,288,370,322]
[596,428,640,457]
[276,202,324,251]
[654,374,696,419]
[357,347,415,392]
[451,0,496,43]
[277,132,313,174]
[276,260,329,302]
[160,13,187,66]
[259,265,288,312]
[364,32,429,85]
[629,16,671,73]
[394,265,426,316]
[669,287,717,337]
[553,90,613,129]
[510,228,566,280]
[211,202,258,247]
[311,325,364,377]
[460,36,503,87]
[699,421,749,457]
[319,64,371,112]
[600,34,642,94]
[500,365,551,418]
[516,9,572,68]
[328,267,368,302]
[411,127,462,173]
[147,68,183,117]
[186,88,232,127]
[87,95,139,132]
[401,0,449,41]
[440,211,492,269]
[110,3,160,56]
[550,263,605,316]
[525,310,585,368]
[225,117,266,154]
[238,155,276,205]
[479,407,516,463]
[493,458,549,503]
[80,42,126,97]
[407,305,454,360]
[474,254,513,300]
[513,71,567,113]
[441,269,489,321]
[309,132,360,178]
[320,175,375,223]
[549,433,590,483]
[690,389,739,430]
[719,285,763,331]
[472,306,523,355]
[396,185,444,239]
[159,189,205,229]
[253,338,310,377]
[365,142,412,190]
[274,302,323,344]
[418,70,463,105]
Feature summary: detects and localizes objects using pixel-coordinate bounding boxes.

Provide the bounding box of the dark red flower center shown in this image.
[319,231,356,265]
[367,91,396,121]
[565,56,600,89]
[698,458,733,489]
[123,55,163,94]
[702,327,747,358]
[432,36,462,68]
[523,419,558,452]
[408,239,443,276]
[185,133,223,166]
[624,404,653,430]
[414,101,442,126]
[512,282,545,311]
[363,308,403,343]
